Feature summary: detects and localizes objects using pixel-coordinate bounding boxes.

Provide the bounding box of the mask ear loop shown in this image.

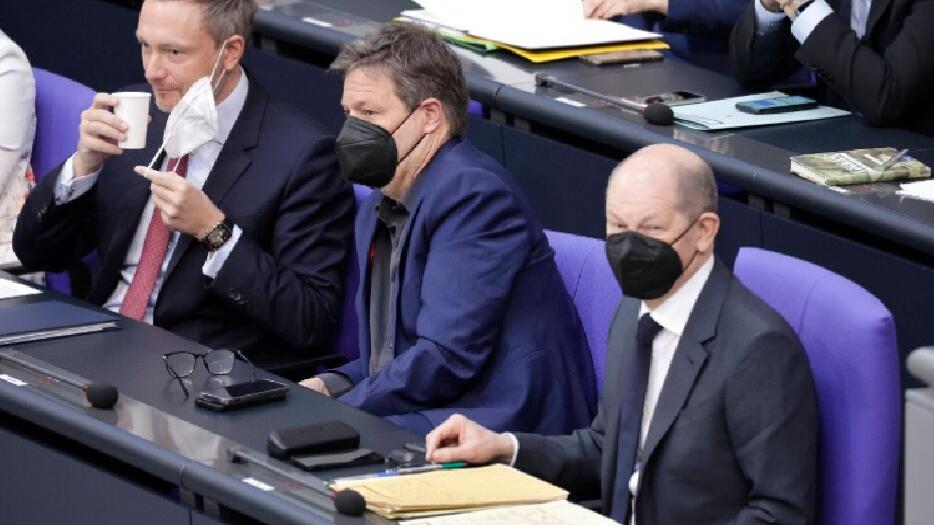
[142,42,228,174]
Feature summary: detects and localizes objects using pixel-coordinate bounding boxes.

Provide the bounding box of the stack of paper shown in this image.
[672,92,850,130]
[0,279,40,300]
[329,464,568,519]
[898,179,934,202]
[401,0,666,63]
[401,500,619,524]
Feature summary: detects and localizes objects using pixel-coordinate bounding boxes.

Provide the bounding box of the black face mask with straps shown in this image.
[605,218,698,300]
[334,108,426,188]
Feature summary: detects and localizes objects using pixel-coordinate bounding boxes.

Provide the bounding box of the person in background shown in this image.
[426,144,818,525]
[731,0,934,136]
[300,22,597,436]
[583,0,747,72]
[0,29,36,268]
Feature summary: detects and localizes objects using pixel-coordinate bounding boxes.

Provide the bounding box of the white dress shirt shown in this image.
[0,30,36,267]
[755,0,872,43]
[627,255,713,524]
[55,70,248,324]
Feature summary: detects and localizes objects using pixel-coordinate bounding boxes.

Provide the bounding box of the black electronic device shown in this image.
[735,95,819,114]
[290,448,383,471]
[194,378,288,411]
[267,420,361,459]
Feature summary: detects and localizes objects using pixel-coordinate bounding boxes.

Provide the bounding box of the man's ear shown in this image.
[222,35,246,71]
[419,98,445,134]
[695,212,720,254]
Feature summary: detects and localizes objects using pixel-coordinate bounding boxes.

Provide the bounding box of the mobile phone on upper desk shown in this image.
[735,95,819,114]
[195,378,289,411]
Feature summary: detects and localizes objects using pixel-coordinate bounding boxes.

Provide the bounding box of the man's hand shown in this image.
[425,414,515,465]
[74,93,128,177]
[782,0,808,19]
[583,0,668,17]
[299,377,332,396]
[134,166,224,239]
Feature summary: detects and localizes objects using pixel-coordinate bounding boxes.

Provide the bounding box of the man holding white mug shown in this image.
[14,0,354,371]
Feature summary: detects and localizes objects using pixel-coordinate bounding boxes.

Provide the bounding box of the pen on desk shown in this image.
[331,461,468,484]
[879,148,909,171]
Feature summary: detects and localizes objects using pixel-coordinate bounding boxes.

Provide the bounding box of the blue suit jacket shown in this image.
[14,77,354,366]
[333,138,597,435]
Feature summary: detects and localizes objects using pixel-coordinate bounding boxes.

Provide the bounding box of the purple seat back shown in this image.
[334,184,373,360]
[31,68,94,182]
[545,230,621,393]
[30,68,95,295]
[734,247,900,525]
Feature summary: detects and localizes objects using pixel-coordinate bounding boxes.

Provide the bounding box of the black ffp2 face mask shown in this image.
[335,109,424,188]
[605,220,697,300]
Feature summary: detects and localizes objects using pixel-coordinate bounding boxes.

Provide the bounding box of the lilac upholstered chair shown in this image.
[545,230,621,393]
[334,184,373,361]
[30,68,95,295]
[734,247,900,525]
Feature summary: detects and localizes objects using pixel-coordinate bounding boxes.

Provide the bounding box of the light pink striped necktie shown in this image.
[119,155,189,321]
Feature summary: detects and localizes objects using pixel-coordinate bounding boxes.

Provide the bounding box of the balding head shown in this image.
[608,143,717,221]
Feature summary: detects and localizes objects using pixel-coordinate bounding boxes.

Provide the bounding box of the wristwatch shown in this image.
[200,217,233,251]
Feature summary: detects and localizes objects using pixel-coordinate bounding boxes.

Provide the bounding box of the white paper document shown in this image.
[411,0,660,49]
[401,500,618,525]
[672,92,850,130]
[0,279,40,300]
[898,179,934,202]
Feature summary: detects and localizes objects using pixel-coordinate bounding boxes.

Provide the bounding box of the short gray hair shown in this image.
[330,22,469,136]
[149,0,257,45]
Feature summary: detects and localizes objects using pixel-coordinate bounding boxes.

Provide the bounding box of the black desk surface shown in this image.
[0,281,416,525]
[253,0,934,259]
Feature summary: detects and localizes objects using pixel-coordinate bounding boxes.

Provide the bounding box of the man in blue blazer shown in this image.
[426,145,818,524]
[301,23,597,435]
[13,0,354,369]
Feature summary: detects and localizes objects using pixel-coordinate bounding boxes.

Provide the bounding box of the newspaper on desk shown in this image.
[673,92,850,130]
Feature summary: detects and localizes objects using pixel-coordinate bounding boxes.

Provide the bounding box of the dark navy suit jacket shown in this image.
[515,260,818,524]
[14,77,354,366]
[333,138,597,435]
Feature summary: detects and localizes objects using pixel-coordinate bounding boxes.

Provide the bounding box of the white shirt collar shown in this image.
[212,67,248,146]
[639,256,715,337]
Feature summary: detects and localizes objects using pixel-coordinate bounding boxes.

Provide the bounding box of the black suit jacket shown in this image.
[730,0,934,136]
[13,76,354,365]
[515,259,818,524]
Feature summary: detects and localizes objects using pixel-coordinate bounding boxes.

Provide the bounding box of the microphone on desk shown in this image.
[0,352,119,409]
[334,489,367,516]
[534,73,675,126]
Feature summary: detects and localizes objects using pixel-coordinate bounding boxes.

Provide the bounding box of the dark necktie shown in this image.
[611,313,663,523]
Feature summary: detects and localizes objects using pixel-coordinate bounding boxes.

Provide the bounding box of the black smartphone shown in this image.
[622,91,706,107]
[195,379,289,411]
[290,449,384,471]
[735,95,818,114]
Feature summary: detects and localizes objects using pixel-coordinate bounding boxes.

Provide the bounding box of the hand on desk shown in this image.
[299,376,332,397]
[134,166,225,239]
[583,0,669,17]
[425,414,515,465]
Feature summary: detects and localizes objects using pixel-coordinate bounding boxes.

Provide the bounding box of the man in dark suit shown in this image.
[13,0,354,368]
[300,23,597,436]
[730,0,934,136]
[427,144,818,524]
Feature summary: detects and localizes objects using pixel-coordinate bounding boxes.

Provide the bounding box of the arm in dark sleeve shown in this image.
[513,394,607,501]
[730,1,802,89]
[794,0,934,126]
[207,137,354,350]
[666,0,749,35]
[337,174,530,415]
[12,162,96,272]
[724,330,818,525]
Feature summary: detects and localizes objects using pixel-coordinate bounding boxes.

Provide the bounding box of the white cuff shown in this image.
[791,0,833,43]
[506,433,519,467]
[754,0,788,35]
[202,225,242,278]
[54,155,100,204]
